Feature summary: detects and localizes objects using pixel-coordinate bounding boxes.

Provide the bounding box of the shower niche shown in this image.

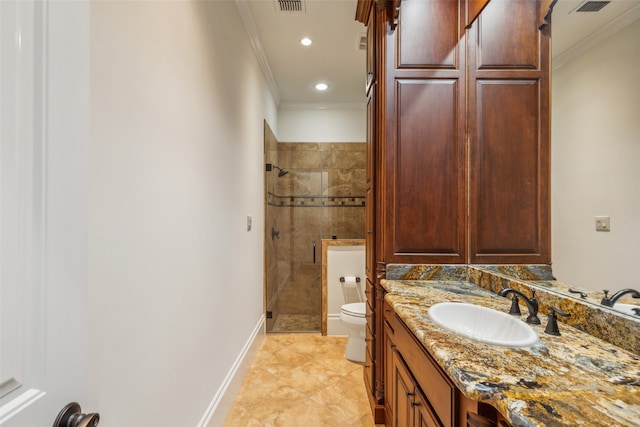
[264,122,366,333]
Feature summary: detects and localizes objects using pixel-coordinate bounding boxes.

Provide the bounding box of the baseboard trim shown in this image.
[197,315,265,427]
[327,314,349,336]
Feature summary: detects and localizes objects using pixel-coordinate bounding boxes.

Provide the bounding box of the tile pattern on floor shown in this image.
[271,314,321,333]
[224,334,384,427]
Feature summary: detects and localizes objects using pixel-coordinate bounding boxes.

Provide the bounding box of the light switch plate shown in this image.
[595,216,610,232]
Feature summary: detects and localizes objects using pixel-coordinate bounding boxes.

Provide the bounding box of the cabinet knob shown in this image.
[405,391,414,397]
[411,401,420,407]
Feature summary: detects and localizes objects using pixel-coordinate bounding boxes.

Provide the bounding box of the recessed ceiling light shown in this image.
[300,37,312,46]
[314,83,328,91]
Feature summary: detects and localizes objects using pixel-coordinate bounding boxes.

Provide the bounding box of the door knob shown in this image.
[53,402,100,427]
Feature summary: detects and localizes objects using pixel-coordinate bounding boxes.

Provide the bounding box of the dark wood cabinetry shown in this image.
[467,0,551,263]
[385,301,511,427]
[356,0,552,422]
[383,0,467,265]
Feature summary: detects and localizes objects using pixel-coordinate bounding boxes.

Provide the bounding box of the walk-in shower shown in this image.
[263,122,366,333]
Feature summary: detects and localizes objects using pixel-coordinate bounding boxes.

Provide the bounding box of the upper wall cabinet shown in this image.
[359,0,551,267]
[467,0,551,263]
[383,0,467,265]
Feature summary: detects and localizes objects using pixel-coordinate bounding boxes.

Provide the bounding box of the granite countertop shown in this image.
[382,279,640,427]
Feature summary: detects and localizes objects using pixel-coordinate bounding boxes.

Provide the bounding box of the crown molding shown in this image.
[553,3,640,71]
[234,0,282,106]
[278,101,367,111]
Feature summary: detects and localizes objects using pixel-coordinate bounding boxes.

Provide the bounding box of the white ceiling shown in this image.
[241,0,640,107]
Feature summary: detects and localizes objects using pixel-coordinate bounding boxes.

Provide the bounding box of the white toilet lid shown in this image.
[341,302,366,317]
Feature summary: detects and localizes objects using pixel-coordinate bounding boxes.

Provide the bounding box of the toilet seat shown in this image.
[341,302,366,318]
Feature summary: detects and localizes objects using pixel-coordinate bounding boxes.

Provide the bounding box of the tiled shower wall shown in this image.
[264,122,366,329]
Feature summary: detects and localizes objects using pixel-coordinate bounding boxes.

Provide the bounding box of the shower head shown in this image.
[266,163,289,177]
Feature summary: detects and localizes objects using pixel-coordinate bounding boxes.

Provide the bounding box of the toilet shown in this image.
[340,302,367,363]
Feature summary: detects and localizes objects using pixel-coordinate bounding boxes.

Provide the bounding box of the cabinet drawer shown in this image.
[364,346,374,393]
[396,318,455,427]
[365,278,375,309]
[383,299,397,332]
[366,322,375,356]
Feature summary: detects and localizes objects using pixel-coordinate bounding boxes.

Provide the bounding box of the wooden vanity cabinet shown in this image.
[385,301,511,427]
[385,299,440,427]
[394,352,441,427]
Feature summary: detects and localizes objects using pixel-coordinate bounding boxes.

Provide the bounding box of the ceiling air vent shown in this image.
[275,0,304,12]
[575,1,610,12]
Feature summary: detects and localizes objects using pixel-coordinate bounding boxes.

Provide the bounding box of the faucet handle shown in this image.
[601,289,612,306]
[508,295,522,316]
[544,307,570,336]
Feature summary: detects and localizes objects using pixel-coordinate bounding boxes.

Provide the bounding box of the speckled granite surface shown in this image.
[385,264,640,355]
[386,264,467,281]
[382,279,640,427]
[467,266,640,355]
[473,264,555,281]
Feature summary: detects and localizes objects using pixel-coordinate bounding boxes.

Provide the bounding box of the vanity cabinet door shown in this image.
[392,349,442,427]
[393,351,415,427]
[414,389,441,427]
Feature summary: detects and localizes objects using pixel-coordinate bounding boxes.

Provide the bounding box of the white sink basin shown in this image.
[611,303,640,317]
[429,302,539,348]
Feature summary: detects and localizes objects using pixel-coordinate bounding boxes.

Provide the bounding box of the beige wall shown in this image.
[552,19,640,291]
[89,1,276,425]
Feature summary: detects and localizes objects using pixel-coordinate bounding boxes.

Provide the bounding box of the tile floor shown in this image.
[271,314,321,333]
[224,334,384,427]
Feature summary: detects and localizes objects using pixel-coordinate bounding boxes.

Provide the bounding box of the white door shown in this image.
[1,1,91,425]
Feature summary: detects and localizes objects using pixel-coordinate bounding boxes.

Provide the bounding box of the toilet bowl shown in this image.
[340,302,367,363]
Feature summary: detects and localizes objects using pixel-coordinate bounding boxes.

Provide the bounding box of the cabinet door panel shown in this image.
[398,0,460,69]
[475,0,539,69]
[414,389,442,427]
[393,352,414,427]
[471,80,543,256]
[389,80,465,260]
[468,0,550,264]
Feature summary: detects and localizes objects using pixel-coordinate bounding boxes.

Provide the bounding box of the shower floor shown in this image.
[271,314,321,333]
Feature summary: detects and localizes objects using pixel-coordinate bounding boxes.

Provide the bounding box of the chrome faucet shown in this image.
[601,288,640,307]
[498,288,541,324]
